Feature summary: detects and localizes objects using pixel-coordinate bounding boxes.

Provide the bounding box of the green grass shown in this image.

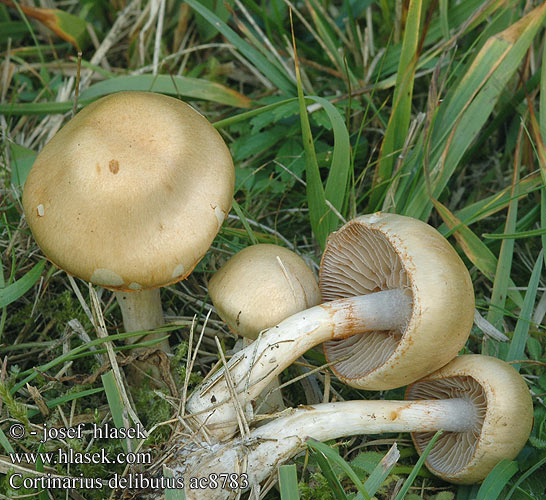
[1,0,545,499]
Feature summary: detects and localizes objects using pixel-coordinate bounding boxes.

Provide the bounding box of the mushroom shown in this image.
[22,91,234,356]
[209,244,321,340]
[209,243,321,413]
[405,354,533,483]
[166,355,533,499]
[186,213,474,441]
[319,213,476,389]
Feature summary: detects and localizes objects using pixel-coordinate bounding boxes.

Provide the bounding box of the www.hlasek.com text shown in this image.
[10,447,152,466]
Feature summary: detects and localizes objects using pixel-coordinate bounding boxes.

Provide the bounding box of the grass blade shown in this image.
[456,485,480,500]
[48,7,88,50]
[307,439,370,500]
[482,227,546,239]
[293,31,330,248]
[486,138,521,330]
[0,21,27,41]
[505,455,546,500]
[101,371,128,452]
[540,14,546,159]
[0,99,93,116]
[185,0,295,95]
[437,174,542,232]
[164,466,185,500]
[291,20,351,248]
[371,0,506,82]
[313,452,347,499]
[505,249,544,369]
[0,75,251,116]
[439,0,449,39]
[9,143,36,187]
[79,74,251,108]
[308,444,347,500]
[231,199,258,245]
[308,96,351,236]
[354,443,399,499]
[393,430,443,500]
[279,464,300,500]
[305,0,357,84]
[214,97,298,129]
[433,200,523,308]
[537,41,546,271]
[27,387,104,418]
[543,187,546,271]
[476,459,518,500]
[35,442,49,500]
[402,3,546,219]
[0,427,15,454]
[370,0,422,209]
[10,3,88,51]
[0,260,45,308]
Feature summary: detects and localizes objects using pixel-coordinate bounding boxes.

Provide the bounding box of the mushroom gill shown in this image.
[406,376,486,475]
[320,221,410,379]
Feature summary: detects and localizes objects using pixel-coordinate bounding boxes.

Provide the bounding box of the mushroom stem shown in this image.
[171,398,474,500]
[248,400,474,447]
[240,337,285,416]
[187,288,412,440]
[114,290,170,353]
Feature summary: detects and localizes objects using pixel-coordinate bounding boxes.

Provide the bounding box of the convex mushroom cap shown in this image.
[320,212,475,389]
[209,244,321,339]
[406,354,534,484]
[23,91,234,291]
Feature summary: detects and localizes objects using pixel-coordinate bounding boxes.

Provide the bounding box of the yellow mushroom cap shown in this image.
[406,355,534,484]
[319,212,475,390]
[23,91,234,291]
[209,244,321,340]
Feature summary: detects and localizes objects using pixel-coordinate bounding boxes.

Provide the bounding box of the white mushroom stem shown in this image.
[187,288,412,441]
[171,398,475,500]
[114,290,170,353]
[240,338,285,417]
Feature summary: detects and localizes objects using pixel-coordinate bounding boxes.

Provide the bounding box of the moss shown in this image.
[5,300,34,336]
[299,472,334,500]
[171,341,203,391]
[0,380,30,429]
[132,383,172,444]
[42,289,91,336]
